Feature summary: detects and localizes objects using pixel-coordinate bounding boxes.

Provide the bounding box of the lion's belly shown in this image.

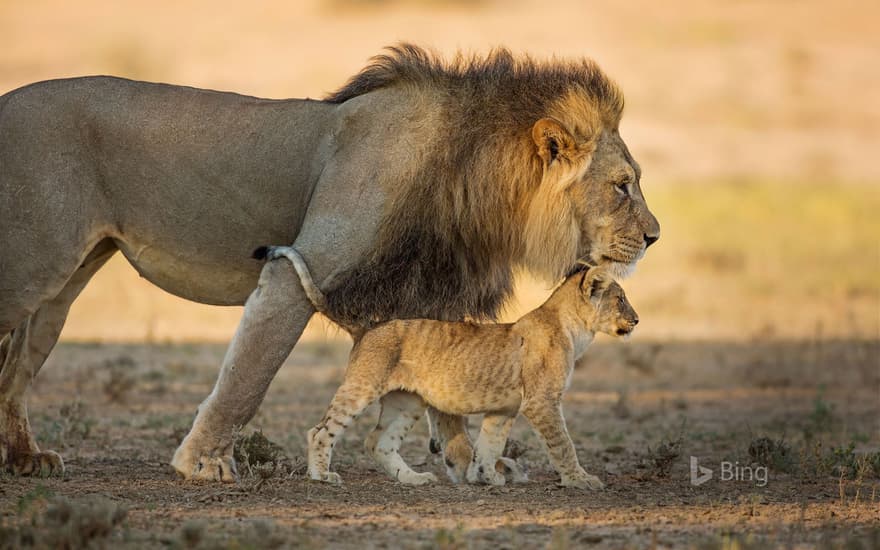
[110,182,305,306]
[114,237,263,305]
[107,166,311,305]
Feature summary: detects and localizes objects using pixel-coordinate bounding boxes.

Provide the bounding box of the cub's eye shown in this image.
[614,181,629,195]
[617,296,625,307]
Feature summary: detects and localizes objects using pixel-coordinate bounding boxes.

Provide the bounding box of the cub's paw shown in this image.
[310,471,342,485]
[496,457,528,483]
[467,463,506,486]
[399,471,438,486]
[428,438,442,454]
[560,471,604,490]
[5,450,65,477]
[442,436,473,483]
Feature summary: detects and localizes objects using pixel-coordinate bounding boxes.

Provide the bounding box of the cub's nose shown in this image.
[632,317,639,326]
[644,234,659,248]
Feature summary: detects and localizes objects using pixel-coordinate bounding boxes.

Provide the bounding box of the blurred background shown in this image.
[2,0,877,343]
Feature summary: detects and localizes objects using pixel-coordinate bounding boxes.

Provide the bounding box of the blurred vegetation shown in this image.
[651,179,879,295]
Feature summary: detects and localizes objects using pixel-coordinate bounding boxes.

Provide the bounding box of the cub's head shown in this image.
[524,90,661,282]
[576,266,639,338]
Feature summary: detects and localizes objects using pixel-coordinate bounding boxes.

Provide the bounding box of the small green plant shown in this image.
[823,442,858,478]
[643,420,685,478]
[803,387,834,440]
[103,356,137,403]
[4,496,126,549]
[234,429,299,478]
[434,524,467,550]
[867,451,880,478]
[177,520,205,548]
[43,400,95,451]
[241,519,286,549]
[748,436,795,474]
[549,527,571,550]
[16,483,55,515]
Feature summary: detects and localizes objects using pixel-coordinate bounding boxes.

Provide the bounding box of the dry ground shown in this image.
[1,339,878,548]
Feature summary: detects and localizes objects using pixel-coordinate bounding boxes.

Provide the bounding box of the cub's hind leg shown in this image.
[365,391,436,486]
[467,414,515,486]
[429,410,473,483]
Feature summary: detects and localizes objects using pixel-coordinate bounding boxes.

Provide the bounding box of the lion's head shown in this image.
[522,91,660,282]
[323,45,659,325]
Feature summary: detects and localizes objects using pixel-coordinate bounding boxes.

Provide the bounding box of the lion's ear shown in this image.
[532,118,577,165]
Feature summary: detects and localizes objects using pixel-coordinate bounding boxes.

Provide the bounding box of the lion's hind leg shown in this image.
[365,391,436,486]
[0,240,116,477]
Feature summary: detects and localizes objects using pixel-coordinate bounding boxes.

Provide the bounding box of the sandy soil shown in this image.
[2,339,878,548]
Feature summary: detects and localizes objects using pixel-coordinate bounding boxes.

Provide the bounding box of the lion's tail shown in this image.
[251,245,365,339]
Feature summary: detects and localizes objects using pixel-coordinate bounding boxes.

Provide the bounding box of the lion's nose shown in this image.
[644,234,659,248]
[632,317,639,326]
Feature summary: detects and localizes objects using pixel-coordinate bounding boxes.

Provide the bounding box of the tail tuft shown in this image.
[252,246,270,260]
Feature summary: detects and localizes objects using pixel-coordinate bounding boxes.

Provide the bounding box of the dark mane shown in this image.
[320,45,624,327]
[325,43,623,119]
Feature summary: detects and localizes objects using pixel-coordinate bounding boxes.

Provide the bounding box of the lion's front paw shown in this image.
[190,456,239,482]
[5,450,65,477]
[560,470,604,490]
[171,441,238,482]
[399,471,438,486]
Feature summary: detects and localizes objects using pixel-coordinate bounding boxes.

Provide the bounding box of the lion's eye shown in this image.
[614,181,629,196]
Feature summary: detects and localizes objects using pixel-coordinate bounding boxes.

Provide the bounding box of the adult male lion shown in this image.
[0,45,659,480]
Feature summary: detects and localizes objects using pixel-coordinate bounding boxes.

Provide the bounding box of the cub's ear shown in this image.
[532,118,577,165]
[580,267,612,303]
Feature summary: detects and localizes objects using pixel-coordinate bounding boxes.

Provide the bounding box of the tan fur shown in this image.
[2,45,658,482]
[277,246,639,488]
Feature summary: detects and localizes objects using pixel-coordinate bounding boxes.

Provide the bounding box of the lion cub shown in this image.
[260,246,638,488]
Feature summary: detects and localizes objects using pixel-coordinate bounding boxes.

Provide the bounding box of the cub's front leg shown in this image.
[521,400,604,490]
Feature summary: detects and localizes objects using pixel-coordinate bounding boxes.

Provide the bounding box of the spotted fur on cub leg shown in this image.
[365,392,437,486]
[467,414,514,486]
